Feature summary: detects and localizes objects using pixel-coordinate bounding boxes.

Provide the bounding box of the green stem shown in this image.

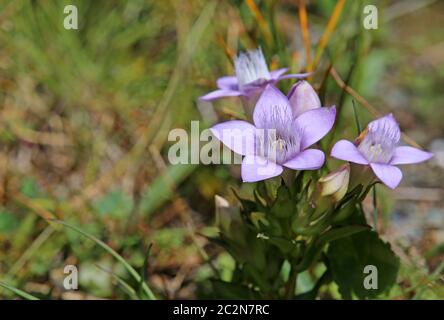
[241,93,260,122]
[285,265,298,299]
[372,185,378,230]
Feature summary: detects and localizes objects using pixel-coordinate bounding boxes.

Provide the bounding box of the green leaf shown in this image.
[270,184,294,218]
[231,188,257,214]
[253,190,267,210]
[319,225,370,244]
[327,230,400,299]
[295,225,369,272]
[255,181,272,204]
[290,171,305,195]
[250,212,269,229]
[267,236,295,255]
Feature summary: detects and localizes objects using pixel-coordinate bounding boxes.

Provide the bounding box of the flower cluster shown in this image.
[202,48,433,191]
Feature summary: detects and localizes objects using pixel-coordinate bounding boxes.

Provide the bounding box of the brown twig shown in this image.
[311,0,345,70]
[245,0,273,45]
[298,0,311,71]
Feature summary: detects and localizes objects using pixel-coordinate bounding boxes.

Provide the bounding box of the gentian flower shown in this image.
[331,114,433,189]
[210,85,336,182]
[200,48,309,101]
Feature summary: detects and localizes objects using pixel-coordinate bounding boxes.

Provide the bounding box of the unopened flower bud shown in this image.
[319,164,350,202]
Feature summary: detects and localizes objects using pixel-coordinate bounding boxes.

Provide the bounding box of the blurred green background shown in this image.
[0,0,443,299]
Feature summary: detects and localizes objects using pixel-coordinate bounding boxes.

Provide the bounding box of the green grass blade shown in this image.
[0,280,39,300]
[52,219,155,300]
[352,100,362,135]
[94,264,140,300]
[138,243,152,299]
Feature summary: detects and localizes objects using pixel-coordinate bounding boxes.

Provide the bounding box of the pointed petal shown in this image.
[216,76,239,90]
[241,155,283,182]
[283,149,325,170]
[370,163,403,189]
[200,89,242,101]
[288,80,322,117]
[253,85,293,128]
[295,106,336,149]
[210,121,256,156]
[367,113,401,143]
[390,146,433,165]
[269,68,288,79]
[331,139,369,164]
[278,72,311,80]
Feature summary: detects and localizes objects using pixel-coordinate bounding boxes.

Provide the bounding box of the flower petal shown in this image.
[241,155,283,182]
[200,89,242,101]
[253,85,293,128]
[295,106,336,150]
[278,72,311,80]
[370,163,403,189]
[319,164,350,201]
[367,113,401,143]
[283,149,325,170]
[241,80,269,95]
[210,120,256,156]
[217,76,239,90]
[288,80,321,117]
[331,139,369,164]
[390,146,433,165]
[269,68,288,79]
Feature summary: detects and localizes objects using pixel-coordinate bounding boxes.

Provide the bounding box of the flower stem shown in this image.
[372,185,378,230]
[241,93,260,122]
[285,265,298,299]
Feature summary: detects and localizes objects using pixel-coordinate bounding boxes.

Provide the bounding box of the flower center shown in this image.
[357,115,400,163]
[256,128,301,164]
[359,142,393,163]
[234,48,270,88]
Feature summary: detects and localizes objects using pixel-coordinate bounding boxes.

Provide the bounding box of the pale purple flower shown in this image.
[200,48,309,101]
[210,85,336,182]
[331,114,433,189]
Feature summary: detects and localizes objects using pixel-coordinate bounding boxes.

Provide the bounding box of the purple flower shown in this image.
[331,114,433,189]
[210,85,336,182]
[200,48,309,101]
